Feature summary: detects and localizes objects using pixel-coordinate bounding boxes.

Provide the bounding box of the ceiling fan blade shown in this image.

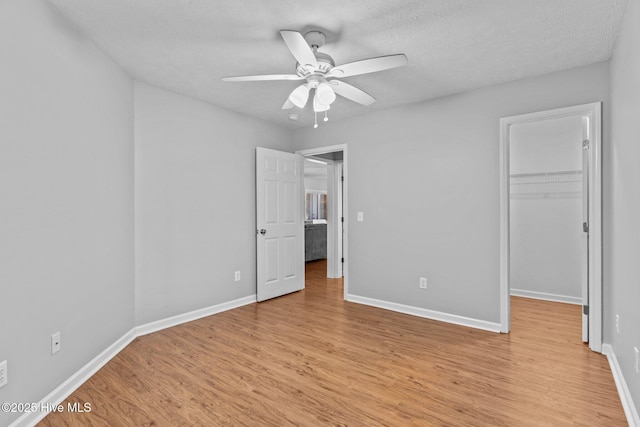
[280,30,318,69]
[222,74,303,82]
[329,80,375,106]
[327,54,408,78]
[282,98,295,110]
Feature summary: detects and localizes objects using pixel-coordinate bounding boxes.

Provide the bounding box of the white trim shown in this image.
[602,344,640,427]
[296,144,348,298]
[590,102,603,352]
[499,102,603,352]
[334,162,343,278]
[9,295,257,427]
[325,161,337,278]
[136,295,256,336]
[346,294,501,333]
[500,117,511,333]
[510,289,582,305]
[324,160,344,279]
[10,329,137,427]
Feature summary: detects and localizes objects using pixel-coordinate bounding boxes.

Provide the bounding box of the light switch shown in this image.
[357,211,364,222]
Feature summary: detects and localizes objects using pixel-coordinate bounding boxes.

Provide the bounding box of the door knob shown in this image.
[259,229,267,235]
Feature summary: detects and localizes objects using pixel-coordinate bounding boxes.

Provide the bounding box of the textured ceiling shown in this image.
[49,0,628,129]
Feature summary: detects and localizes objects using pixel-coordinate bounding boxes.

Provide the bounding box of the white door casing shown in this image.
[325,159,337,278]
[256,148,304,302]
[581,116,590,343]
[335,161,344,278]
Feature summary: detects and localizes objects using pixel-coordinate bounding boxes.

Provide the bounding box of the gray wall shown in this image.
[0,1,134,426]
[134,82,293,325]
[293,62,609,324]
[608,0,640,412]
[510,116,583,301]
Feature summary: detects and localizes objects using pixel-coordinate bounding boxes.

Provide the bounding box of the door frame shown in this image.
[304,156,340,278]
[296,144,348,299]
[334,161,344,278]
[499,102,602,352]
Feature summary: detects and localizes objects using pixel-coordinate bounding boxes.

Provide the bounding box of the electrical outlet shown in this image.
[357,211,364,222]
[616,315,620,334]
[419,277,427,289]
[51,332,61,354]
[635,347,639,374]
[0,360,7,388]
[234,271,241,282]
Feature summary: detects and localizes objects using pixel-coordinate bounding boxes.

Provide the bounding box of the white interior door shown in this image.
[256,147,304,302]
[581,116,590,343]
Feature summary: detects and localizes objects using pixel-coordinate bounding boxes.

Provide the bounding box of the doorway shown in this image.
[297,144,349,299]
[500,103,602,352]
[303,154,343,278]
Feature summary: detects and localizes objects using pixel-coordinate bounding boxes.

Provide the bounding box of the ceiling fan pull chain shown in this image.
[314,112,318,129]
[324,110,328,122]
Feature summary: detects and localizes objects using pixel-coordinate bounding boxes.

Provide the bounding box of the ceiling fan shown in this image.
[222,30,407,126]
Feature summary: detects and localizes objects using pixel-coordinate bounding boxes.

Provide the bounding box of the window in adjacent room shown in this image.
[306,191,327,220]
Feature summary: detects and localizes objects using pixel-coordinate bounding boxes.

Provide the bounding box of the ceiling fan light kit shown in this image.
[289,84,310,108]
[222,29,408,128]
[316,82,336,106]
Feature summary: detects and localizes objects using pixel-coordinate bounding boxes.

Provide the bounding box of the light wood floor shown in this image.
[41,260,626,426]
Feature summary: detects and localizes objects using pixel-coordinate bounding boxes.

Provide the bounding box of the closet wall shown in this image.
[509,116,584,302]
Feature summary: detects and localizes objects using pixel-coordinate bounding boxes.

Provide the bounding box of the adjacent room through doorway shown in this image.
[298,145,347,294]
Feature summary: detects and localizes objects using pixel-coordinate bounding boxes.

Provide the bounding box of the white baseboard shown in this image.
[136,294,257,336]
[346,294,501,333]
[602,344,639,427]
[10,294,257,427]
[510,288,582,305]
[10,328,137,427]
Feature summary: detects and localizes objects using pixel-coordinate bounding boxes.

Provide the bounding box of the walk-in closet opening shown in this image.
[509,115,585,337]
[500,103,602,351]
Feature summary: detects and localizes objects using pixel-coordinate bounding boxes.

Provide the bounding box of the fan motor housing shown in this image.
[295,31,334,77]
[296,51,335,77]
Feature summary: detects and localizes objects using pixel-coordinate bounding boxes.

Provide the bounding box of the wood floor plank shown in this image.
[40,260,626,426]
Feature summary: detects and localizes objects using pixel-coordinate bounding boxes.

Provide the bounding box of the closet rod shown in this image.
[509,169,582,178]
[510,169,582,185]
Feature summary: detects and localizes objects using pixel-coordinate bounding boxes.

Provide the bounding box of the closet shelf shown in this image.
[510,169,582,185]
